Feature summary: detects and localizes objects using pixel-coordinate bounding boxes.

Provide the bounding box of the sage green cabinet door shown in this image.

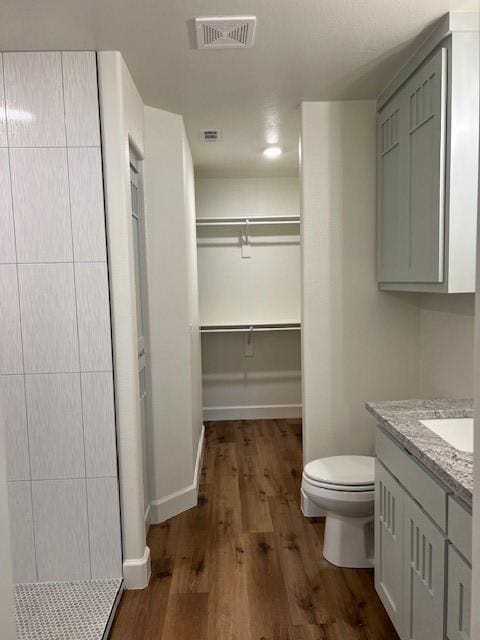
[375,461,404,637]
[404,47,447,283]
[403,493,445,639]
[377,92,410,282]
[447,545,471,640]
[377,46,447,286]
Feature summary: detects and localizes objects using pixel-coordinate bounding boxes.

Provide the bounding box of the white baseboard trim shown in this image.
[123,545,151,590]
[203,404,302,421]
[149,424,205,525]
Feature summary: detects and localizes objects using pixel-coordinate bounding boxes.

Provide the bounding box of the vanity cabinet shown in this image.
[376,13,479,292]
[375,428,472,639]
[403,493,445,640]
[375,461,404,635]
[447,545,471,640]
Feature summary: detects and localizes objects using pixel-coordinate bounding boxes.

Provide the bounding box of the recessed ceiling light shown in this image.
[263,146,282,159]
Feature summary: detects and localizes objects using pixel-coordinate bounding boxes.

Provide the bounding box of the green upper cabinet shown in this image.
[405,49,446,285]
[378,90,409,282]
[376,13,479,292]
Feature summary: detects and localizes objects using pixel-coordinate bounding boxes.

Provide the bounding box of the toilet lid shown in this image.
[303,455,375,487]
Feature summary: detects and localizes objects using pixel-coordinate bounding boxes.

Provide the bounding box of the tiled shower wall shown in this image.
[0,51,122,582]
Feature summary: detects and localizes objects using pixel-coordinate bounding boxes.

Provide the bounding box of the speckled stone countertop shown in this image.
[366,399,473,507]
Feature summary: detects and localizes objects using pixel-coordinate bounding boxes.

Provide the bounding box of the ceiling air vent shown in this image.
[195,16,256,49]
[200,129,221,143]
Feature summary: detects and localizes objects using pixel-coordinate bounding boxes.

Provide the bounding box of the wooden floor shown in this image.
[109,420,399,640]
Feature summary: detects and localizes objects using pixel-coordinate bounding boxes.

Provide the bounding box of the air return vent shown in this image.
[200,129,221,142]
[195,16,256,49]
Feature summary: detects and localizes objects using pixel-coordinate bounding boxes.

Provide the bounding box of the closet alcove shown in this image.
[195,177,302,421]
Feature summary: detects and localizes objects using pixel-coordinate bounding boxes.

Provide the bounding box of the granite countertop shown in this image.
[365,399,473,507]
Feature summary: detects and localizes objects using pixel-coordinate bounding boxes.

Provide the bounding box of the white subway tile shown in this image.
[26,373,84,480]
[10,148,72,263]
[0,375,29,481]
[82,372,117,478]
[75,262,112,372]
[18,263,79,374]
[87,477,122,579]
[3,52,65,147]
[0,264,23,374]
[0,55,7,147]
[8,481,37,582]
[68,147,106,261]
[62,51,100,147]
[32,479,90,581]
[0,149,15,263]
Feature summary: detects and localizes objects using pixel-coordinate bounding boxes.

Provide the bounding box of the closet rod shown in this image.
[200,324,301,334]
[196,216,300,227]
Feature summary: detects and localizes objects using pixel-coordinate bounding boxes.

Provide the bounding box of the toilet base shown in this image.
[323,512,374,569]
[301,489,327,517]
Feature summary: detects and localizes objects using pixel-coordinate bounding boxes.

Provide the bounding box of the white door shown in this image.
[130,154,150,513]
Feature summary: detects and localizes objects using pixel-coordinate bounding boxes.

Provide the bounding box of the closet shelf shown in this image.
[200,322,301,334]
[196,215,300,227]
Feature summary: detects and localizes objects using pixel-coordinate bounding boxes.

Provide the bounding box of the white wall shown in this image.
[143,106,204,523]
[184,136,204,461]
[419,294,475,398]
[196,177,302,420]
[301,101,420,462]
[201,331,301,420]
[97,52,149,589]
[196,177,299,218]
[196,177,301,326]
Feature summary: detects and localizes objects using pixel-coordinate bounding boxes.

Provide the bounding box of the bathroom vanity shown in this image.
[366,399,473,640]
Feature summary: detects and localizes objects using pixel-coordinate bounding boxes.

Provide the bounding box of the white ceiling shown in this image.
[0,0,477,176]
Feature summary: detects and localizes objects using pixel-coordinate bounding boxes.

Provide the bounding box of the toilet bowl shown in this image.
[301,455,375,569]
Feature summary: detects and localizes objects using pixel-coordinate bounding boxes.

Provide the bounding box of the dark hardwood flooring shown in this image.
[109,419,399,640]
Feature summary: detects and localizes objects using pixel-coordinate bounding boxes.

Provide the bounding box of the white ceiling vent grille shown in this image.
[200,129,221,143]
[195,16,256,49]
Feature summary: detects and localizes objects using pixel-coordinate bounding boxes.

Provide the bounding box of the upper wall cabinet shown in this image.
[377,12,479,292]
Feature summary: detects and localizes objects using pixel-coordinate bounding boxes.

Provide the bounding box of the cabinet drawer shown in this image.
[376,428,447,531]
[448,497,472,563]
[447,545,471,640]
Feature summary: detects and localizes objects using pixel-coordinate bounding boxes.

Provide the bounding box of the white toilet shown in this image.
[301,455,375,568]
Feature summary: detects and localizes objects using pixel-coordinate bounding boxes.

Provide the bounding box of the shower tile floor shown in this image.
[15,578,123,640]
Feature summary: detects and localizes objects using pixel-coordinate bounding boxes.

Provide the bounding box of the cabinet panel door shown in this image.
[447,545,471,640]
[375,461,404,637]
[403,494,445,639]
[405,47,447,283]
[377,92,410,282]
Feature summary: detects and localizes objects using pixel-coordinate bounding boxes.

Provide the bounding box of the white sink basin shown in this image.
[419,418,473,453]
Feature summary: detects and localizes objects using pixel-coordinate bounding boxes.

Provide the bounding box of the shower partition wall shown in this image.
[0,50,122,638]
